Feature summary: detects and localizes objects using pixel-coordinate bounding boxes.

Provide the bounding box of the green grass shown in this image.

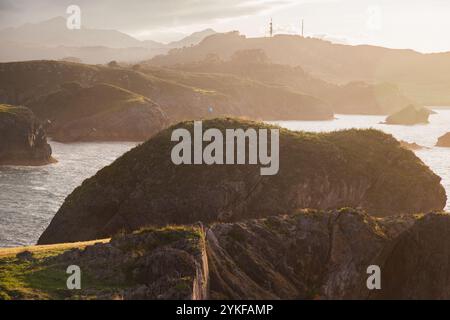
[0,239,132,300]
[0,255,132,300]
[0,250,69,300]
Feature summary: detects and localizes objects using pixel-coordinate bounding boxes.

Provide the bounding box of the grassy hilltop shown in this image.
[38,117,446,244]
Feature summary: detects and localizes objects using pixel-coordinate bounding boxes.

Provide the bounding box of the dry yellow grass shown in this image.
[0,239,110,258]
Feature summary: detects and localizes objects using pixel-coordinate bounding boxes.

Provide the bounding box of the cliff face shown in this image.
[207,208,410,299]
[208,210,450,300]
[5,210,450,300]
[369,212,450,299]
[29,83,168,142]
[38,118,446,245]
[0,104,54,165]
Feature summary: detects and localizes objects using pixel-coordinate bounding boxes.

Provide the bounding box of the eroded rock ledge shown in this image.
[207,209,450,300]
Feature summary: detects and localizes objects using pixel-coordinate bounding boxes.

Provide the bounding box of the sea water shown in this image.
[1,110,449,247]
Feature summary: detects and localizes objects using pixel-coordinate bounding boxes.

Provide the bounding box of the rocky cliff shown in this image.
[0,104,54,165]
[29,82,168,142]
[207,208,410,299]
[208,210,450,299]
[369,212,450,299]
[38,118,446,244]
[5,210,450,300]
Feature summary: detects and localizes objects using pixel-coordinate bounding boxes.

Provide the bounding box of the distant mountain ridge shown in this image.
[0,17,148,48]
[0,17,216,64]
[166,28,217,48]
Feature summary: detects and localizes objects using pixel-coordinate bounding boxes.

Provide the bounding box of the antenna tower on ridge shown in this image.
[269,18,273,37]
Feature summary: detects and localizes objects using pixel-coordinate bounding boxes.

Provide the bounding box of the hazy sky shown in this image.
[1,0,449,52]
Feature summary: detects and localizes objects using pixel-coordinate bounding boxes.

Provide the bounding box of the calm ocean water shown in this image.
[1,109,449,247]
[0,141,138,247]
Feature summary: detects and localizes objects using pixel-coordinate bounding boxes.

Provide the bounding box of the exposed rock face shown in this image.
[0,104,54,165]
[30,83,168,142]
[208,210,450,300]
[370,212,450,299]
[384,105,432,125]
[38,118,446,244]
[436,132,450,147]
[207,208,389,299]
[7,210,450,300]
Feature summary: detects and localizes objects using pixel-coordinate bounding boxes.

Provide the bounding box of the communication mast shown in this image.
[269,18,273,37]
[301,19,304,37]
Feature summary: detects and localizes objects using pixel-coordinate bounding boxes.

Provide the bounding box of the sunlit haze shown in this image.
[0,0,449,52]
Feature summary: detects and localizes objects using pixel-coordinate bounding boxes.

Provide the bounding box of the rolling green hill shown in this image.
[0,60,333,124]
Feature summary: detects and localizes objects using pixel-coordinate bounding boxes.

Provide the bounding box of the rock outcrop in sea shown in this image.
[436,132,450,147]
[38,118,446,244]
[384,105,433,125]
[0,104,54,166]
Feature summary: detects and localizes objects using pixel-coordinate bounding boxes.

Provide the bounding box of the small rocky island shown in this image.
[384,104,433,125]
[436,132,450,147]
[0,104,55,166]
[38,118,446,244]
